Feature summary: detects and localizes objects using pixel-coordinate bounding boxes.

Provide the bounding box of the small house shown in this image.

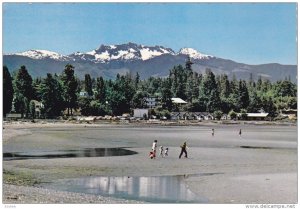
[31,100,43,118]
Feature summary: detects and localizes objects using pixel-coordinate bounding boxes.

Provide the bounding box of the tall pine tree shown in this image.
[84,74,93,97]
[199,69,221,112]
[39,73,64,118]
[95,76,106,103]
[3,66,14,117]
[238,80,250,110]
[14,66,33,117]
[161,78,173,111]
[61,64,78,115]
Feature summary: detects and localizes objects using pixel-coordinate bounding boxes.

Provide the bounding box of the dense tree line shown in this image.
[3,62,297,119]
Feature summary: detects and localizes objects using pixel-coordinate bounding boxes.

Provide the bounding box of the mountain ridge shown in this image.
[8,42,212,63]
[3,42,297,82]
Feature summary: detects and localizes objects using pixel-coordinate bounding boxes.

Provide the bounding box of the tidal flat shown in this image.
[2,122,297,203]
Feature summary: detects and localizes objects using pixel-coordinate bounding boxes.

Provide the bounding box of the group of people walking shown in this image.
[149,128,242,159]
[149,140,187,159]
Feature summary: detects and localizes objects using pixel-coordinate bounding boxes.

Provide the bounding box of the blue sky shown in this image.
[3,3,297,65]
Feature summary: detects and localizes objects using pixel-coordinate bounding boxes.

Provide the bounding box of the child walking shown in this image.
[164,148,169,157]
[159,146,164,157]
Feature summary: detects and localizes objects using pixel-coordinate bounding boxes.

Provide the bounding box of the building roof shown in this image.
[247,113,269,117]
[171,98,187,104]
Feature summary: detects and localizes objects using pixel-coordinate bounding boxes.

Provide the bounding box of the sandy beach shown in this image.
[2,121,297,204]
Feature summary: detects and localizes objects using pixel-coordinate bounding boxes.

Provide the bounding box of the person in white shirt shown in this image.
[152,140,158,158]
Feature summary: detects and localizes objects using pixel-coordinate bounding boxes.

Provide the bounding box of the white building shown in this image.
[133,109,148,118]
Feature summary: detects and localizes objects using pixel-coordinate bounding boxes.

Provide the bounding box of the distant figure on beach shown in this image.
[159,146,164,157]
[212,128,215,137]
[179,141,188,159]
[239,129,242,137]
[164,148,169,156]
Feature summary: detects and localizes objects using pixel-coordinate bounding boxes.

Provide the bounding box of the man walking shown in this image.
[179,141,188,159]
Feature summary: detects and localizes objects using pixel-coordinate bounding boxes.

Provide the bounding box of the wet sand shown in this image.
[2,121,297,204]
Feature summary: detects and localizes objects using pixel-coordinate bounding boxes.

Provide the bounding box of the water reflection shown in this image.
[43,175,206,203]
[3,148,137,161]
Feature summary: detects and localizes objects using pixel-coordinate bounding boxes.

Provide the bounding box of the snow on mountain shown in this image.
[79,43,175,63]
[10,44,213,63]
[140,47,172,60]
[5,43,296,83]
[14,49,70,61]
[178,48,213,60]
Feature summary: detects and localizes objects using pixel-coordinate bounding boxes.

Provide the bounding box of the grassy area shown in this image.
[3,169,41,186]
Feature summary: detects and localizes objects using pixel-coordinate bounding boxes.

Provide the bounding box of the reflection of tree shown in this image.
[82,176,199,202]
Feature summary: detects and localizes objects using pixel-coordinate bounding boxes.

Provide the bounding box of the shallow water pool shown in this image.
[3,147,137,161]
[41,175,208,203]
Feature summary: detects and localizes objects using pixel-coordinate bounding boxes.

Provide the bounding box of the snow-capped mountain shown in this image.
[178,48,213,60]
[11,43,214,63]
[4,42,297,82]
[14,49,70,61]
[69,43,176,63]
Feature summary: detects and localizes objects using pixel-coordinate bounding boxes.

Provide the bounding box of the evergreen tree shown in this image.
[14,66,33,117]
[274,80,296,97]
[257,76,263,91]
[95,76,106,103]
[61,64,78,116]
[247,91,261,112]
[106,74,135,115]
[84,74,93,97]
[176,65,187,100]
[15,66,33,100]
[249,73,254,88]
[199,69,221,112]
[261,96,277,118]
[185,73,194,103]
[3,66,14,117]
[238,80,250,110]
[90,100,107,116]
[261,79,271,92]
[134,72,140,90]
[191,73,200,100]
[32,77,42,101]
[78,97,92,116]
[185,55,193,72]
[39,73,64,118]
[207,89,221,112]
[220,74,230,98]
[170,66,178,97]
[161,78,173,111]
[123,74,136,106]
[14,93,26,118]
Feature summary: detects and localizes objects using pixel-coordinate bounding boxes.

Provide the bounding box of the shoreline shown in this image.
[3,118,297,128]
